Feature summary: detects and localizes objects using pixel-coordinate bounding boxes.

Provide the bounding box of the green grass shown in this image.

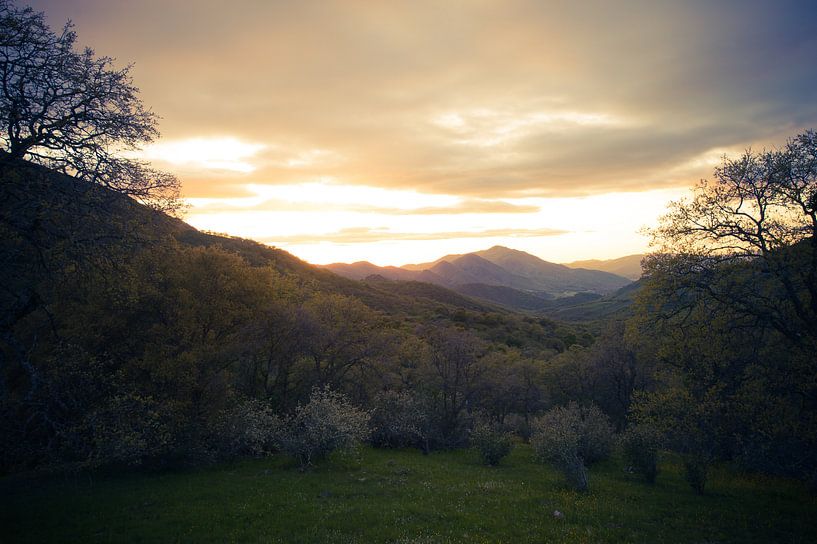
[2,445,815,543]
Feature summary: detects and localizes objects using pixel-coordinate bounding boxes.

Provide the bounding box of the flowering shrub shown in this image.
[530,403,613,491]
[274,387,370,468]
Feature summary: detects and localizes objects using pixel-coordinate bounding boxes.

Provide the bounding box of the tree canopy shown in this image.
[645,130,817,348]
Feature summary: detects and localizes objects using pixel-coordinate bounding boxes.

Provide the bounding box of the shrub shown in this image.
[370,391,425,448]
[621,424,661,483]
[577,405,615,464]
[213,399,277,459]
[82,394,174,469]
[274,387,370,468]
[470,422,514,466]
[530,403,613,491]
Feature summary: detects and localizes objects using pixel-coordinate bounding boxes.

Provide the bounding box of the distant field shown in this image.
[2,445,815,543]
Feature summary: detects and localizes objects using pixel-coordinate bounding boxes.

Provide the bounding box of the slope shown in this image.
[565,254,645,281]
[0,159,498,319]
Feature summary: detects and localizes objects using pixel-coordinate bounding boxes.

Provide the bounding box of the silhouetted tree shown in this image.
[645,130,817,349]
[0,0,179,211]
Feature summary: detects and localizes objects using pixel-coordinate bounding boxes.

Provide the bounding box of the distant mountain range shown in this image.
[322,246,635,311]
[565,254,644,281]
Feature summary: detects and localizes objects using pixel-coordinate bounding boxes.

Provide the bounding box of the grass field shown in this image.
[2,445,816,543]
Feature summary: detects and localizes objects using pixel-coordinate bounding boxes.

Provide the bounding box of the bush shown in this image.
[213,399,277,459]
[621,424,661,483]
[81,394,173,469]
[274,387,370,468]
[470,422,513,466]
[370,391,425,448]
[530,403,613,491]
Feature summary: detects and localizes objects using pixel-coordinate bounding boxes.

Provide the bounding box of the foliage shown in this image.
[530,403,614,491]
[683,456,708,496]
[621,424,661,483]
[421,326,487,449]
[632,388,720,494]
[470,421,514,466]
[543,321,649,431]
[0,0,179,211]
[81,394,174,469]
[645,130,817,350]
[632,130,817,488]
[213,399,278,459]
[369,390,426,449]
[273,387,370,468]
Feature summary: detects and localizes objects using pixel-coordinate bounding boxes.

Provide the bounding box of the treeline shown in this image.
[0,162,589,472]
[0,238,587,472]
[2,149,816,494]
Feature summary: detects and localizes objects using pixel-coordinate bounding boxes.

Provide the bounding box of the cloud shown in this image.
[32,0,817,199]
[186,192,540,215]
[258,226,567,245]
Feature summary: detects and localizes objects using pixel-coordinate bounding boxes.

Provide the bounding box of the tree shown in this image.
[645,130,817,349]
[0,0,179,211]
[637,129,817,485]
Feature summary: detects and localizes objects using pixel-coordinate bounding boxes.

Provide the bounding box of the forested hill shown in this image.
[0,158,503,318]
[2,157,595,472]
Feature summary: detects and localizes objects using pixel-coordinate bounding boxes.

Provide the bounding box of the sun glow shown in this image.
[139,137,266,173]
[184,181,689,266]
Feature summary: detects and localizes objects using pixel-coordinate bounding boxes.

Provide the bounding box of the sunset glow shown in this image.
[31,0,817,265]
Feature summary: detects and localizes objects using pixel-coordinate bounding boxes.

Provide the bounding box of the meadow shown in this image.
[2,445,815,543]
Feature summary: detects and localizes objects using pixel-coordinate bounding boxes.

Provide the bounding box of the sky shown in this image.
[30,0,817,265]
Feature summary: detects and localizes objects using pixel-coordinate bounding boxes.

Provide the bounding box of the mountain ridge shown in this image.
[322,245,633,310]
[565,254,644,280]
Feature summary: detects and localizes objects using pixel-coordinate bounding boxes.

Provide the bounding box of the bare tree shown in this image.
[0,0,179,211]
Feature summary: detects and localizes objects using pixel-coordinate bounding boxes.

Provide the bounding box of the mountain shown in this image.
[473,246,630,294]
[565,254,645,281]
[323,245,633,312]
[427,253,540,290]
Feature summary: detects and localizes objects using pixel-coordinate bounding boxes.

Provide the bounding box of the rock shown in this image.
[553,510,564,520]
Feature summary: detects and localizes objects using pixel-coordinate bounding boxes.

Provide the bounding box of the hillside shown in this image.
[565,254,645,280]
[540,280,642,322]
[0,159,507,320]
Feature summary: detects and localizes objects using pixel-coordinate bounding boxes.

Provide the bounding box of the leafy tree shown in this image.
[636,131,817,484]
[477,349,546,428]
[422,326,487,447]
[0,0,179,211]
[633,388,721,494]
